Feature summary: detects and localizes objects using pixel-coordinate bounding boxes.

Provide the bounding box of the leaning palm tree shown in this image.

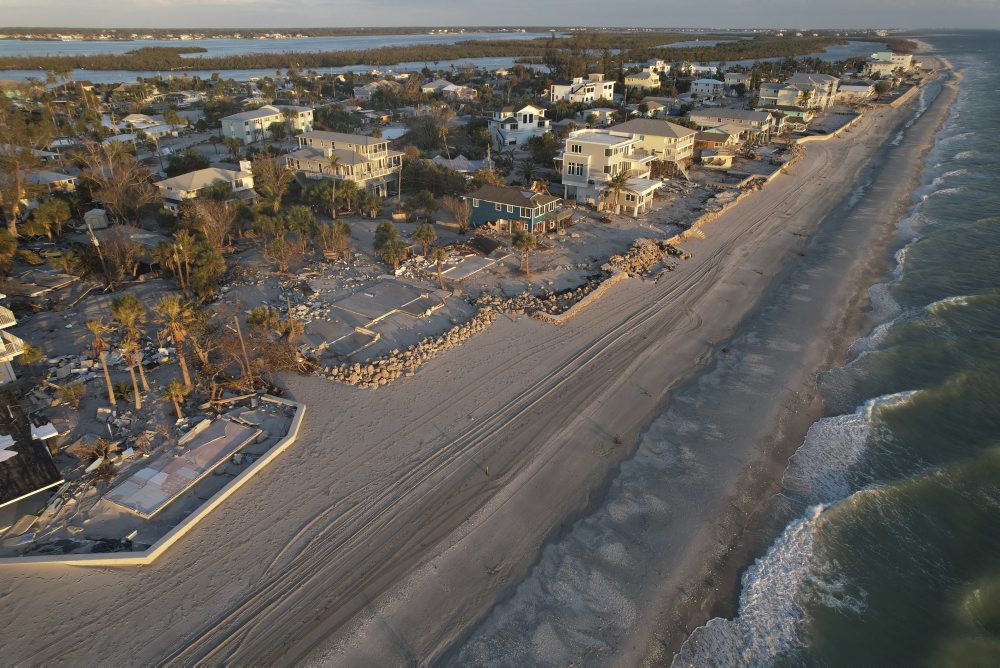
[111,293,150,392]
[411,223,437,257]
[162,378,189,420]
[601,171,632,215]
[153,296,195,389]
[512,229,537,275]
[119,338,142,410]
[428,246,448,290]
[86,319,117,407]
[325,153,341,215]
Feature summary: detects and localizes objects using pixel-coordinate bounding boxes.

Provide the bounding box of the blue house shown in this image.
[464,184,570,234]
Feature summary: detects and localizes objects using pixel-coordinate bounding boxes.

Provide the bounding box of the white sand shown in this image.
[0,80,944,666]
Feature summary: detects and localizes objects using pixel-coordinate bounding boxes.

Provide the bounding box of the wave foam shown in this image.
[926,294,972,315]
[953,150,979,160]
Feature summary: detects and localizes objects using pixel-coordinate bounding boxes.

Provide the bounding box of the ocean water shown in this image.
[675,31,1000,666]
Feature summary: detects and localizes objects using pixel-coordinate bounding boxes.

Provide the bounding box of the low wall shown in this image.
[531,271,630,325]
[0,395,306,568]
[796,113,864,145]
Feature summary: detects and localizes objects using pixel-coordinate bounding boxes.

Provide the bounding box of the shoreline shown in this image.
[661,61,960,662]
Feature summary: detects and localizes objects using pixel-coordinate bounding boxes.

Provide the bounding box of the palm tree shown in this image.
[517,160,536,186]
[379,237,408,272]
[162,378,189,420]
[119,338,142,410]
[325,153,341,215]
[223,136,243,162]
[337,179,360,214]
[428,246,448,290]
[86,319,117,407]
[512,229,537,275]
[153,296,195,389]
[110,293,150,393]
[412,223,437,257]
[601,171,632,215]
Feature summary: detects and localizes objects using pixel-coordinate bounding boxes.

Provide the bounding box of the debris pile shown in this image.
[604,239,689,275]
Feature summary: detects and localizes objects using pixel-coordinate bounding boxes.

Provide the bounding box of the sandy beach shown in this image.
[0,67,954,666]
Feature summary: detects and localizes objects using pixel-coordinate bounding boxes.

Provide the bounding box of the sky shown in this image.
[0,0,997,30]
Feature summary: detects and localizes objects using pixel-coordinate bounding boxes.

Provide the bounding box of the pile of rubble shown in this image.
[321,307,500,388]
[604,239,689,275]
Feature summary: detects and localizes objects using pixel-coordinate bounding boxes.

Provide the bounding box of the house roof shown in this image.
[0,431,62,509]
[27,170,76,186]
[690,108,772,122]
[787,72,839,85]
[627,71,659,80]
[298,130,386,147]
[692,78,724,85]
[609,119,696,139]
[466,184,559,209]
[155,167,249,192]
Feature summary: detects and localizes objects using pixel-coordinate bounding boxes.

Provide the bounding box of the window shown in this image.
[495,203,501,211]
[506,205,514,213]
[570,144,582,153]
[472,198,479,208]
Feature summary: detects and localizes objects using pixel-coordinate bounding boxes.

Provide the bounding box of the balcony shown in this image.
[0,305,15,330]
[626,148,657,163]
[0,330,25,363]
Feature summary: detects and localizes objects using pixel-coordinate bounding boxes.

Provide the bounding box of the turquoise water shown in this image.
[677,31,1000,666]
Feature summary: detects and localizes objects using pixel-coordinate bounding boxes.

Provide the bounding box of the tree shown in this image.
[252,155,294,214]
[0,230,18,287]
[373,221,407,271]
[336,179,360,214]
[512,229,536,275]
[153,296,195,389]
[57,381,86,409]
[313,219,352,260]
[86,319,117,407]
[162,378,189,420]
[223,136,244,161]
[267,120,287,143]
[119,338,143,410]
[601,171,632,215]
[111,292,150,394]
[442,195,471,234]
[0,107,49,235]
[21,197,70,240]
[264,234,299,272]
[517,160,536,185]
[411,223,437,257]
[358,189,383,219]
[428,246,448,290]
[76,143,161,225]
[164,148,210,177]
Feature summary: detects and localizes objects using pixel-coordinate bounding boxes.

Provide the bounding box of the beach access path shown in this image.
[0,80,934,666]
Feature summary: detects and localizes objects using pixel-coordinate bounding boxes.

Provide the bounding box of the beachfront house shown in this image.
[558,128,661,216]
[463,184,570,234]
[689,108,777,142]
[836,80,877,103]
[758,73,840,111]
[220,104,314,145]
[549,74,616,104]
[625,69,662,91]
[865,51,914,78]
[155,165,255,213]
[690,79,727,98]
[489,104,551,150]
[607,119,696,175]
[284,130,403,197]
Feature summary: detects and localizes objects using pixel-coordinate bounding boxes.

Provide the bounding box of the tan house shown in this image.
[625,69,661,90]
[284,131,403,196]
[607,118,696,171]
[155,166,254,213]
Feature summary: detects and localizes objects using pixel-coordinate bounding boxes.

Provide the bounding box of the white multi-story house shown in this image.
[624,69,661,90]
[489,104,550,150]
[836,80,876,103]
[284,131,403,196]
[155,164,255,213]
[559,128,661,216]
[688,64,718,77]
[549,73,616,104]
[0,293,25,385]
[866,51,914,76]
[690,79,727,98]
[220,104,313,144]
[607,118,696,171]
